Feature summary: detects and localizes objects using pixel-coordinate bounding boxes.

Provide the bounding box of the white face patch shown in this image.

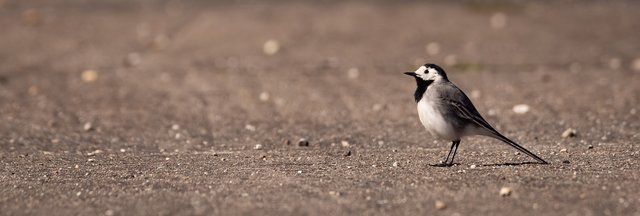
[414,65,440,81]
[415,66,428,75]
[426,67,438,74]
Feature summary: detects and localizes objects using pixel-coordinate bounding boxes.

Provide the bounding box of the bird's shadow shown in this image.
[479,161,545,167]
[428,162,548,168]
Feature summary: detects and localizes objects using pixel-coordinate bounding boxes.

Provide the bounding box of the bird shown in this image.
[403,63,548,166]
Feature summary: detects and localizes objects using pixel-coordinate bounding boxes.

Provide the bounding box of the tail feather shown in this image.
[490,133,548,164]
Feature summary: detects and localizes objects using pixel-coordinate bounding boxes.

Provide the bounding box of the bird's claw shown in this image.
[429,163,454,167]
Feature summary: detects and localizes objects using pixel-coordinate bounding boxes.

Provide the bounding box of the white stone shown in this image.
[347,67,360,79]
[259,92,270,101]
[341,140,350,147]
[245,124,256,131]
[499,187,512,196]
[81,70,98,82]
[263,39,280,55]
[470,90,481,99]
[254,144,263,150]
[512,104,530,114]
[83,122,93,131]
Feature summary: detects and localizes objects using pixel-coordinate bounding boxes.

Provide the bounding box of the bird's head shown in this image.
[403,63,448,82]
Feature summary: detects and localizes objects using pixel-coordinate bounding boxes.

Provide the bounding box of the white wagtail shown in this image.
[404,63,548,166]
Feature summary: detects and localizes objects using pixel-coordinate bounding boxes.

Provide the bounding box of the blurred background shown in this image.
[1,1,640,215]
[1,0,638,152]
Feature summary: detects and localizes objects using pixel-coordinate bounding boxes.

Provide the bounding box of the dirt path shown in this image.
[1,1,639,215]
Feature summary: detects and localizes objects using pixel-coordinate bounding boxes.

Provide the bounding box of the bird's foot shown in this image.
[429,163,454,167]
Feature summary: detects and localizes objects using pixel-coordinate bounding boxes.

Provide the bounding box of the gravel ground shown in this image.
[1,1,640,215]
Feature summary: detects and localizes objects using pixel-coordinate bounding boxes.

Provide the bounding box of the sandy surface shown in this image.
[1,1,640,215]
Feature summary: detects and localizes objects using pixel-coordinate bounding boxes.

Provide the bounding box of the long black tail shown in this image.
[491,133,548,164]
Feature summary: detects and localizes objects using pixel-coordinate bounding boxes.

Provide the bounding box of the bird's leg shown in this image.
[443,141,456,164]
[447,140,461,166]
[431,141,457,167]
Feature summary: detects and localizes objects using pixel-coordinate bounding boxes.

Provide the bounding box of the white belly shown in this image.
[417,99,459,140]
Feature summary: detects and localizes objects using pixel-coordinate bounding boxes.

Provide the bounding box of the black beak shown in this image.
[404,72,417,77]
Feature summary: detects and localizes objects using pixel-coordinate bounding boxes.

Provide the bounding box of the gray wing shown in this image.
[427,83,547,164]
[429,82,548,164]
[428,83,499,134]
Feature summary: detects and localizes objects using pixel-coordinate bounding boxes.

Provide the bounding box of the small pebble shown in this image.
[297,170,302,174]
[81,70,98,82]
[490,12,508,29]
[562,128,577,138]
[372,104,384,111]
[435,200,446,210]
[587,145,594,149]
[171,124,180,130]
[119,148,126,153]
[253,144,263,150]
[560,148,568,153]
[83,122,93,131]
[283,139,291,145]
[341,140,350,147]
[263,39,280,55]
[347,67,360,79]
[632,58,640,72]
[470,90,481,99]
[499,187,512,197]
[87,150,103,156]
[245,124,256,131]
[512,104,530,114]
[87,158,95,162]
[105,209,114,216]
[470,164,477,169]
[259,92,270,101]
[392,161,399,167]
[298,138,309,147]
